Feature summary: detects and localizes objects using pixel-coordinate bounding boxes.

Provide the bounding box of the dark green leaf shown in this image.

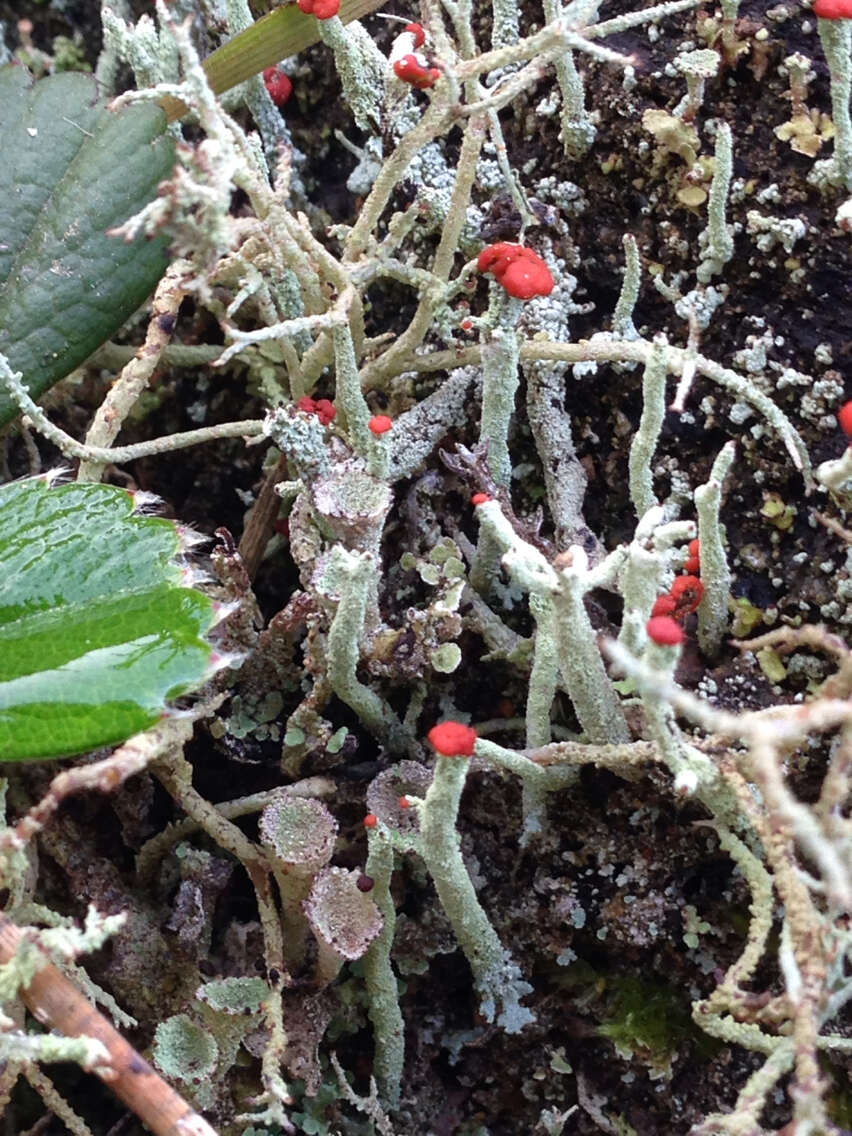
[0,67,175,426]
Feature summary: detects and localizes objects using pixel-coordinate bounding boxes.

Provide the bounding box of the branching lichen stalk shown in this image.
[695,441,735,658]
[325,548,407,748]
[817,16,852,192]
[628,336,668,518]
[363,828,404,1108]
[697,122,734,283]
[553,549,631,745]
[419,753,534,1031]
[480,292,523,486]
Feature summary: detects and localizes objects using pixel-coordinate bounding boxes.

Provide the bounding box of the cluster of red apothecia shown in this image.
[476,243,555,301]
[297,395,337,426]
[270,0,852,108]
[265,25,554,309]
[265,20,431,108]
[296,396,394,436]
[646,539,702,647]
[298,0,341,18]
[393,23,442,89]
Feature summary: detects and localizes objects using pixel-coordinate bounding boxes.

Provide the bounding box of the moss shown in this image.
[597,975,718,1066]
[50,34,90,71]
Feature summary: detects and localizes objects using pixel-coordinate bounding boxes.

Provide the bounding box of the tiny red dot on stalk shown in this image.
[838,400,852,438]
[364,813,378,828]
[369,414,393,434]
[646,615,686,647]
[471,492,490,506]
[399,796,410,809]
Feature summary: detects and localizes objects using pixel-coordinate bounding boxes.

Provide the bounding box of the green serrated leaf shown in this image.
[0,66,175,427]
[0,477,217,762]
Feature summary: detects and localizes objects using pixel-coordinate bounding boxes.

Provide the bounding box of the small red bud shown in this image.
[393,53,440,89]
[839,401,852,438]
[427,721,478,756]
[471,492,490,506]
[683,537,700,575]
[314,398,337,425]
[814,0,852,17]
[364,813,378,828]
[404,21,426,48]
[399,796,410,809]
[671,574,704,616]
[369,414,393,435]
[263,67,293,107]
[646,616,685,647]
[651,593,678,618]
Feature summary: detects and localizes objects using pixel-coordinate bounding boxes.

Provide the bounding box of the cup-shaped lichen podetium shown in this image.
[258,794,338,968]
[311,459,393,552]
[304,866,383,986]
[365,760,431,850]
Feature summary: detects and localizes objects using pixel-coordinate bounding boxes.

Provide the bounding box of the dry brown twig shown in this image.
[0,916,217,1136]
[0,715,228,1134]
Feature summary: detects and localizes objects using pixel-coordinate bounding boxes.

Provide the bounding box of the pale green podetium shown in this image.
[419,752,534,1032]
[258,793,338,967]
[303,866,383,986]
